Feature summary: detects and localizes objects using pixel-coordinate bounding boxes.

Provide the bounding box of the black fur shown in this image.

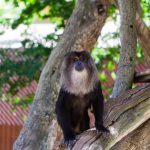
[55,81,109,146]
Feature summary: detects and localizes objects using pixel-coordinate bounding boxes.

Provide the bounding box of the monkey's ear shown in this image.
[64,52,69,57]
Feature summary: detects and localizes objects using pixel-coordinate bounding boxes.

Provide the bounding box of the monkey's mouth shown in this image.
[75,61,84,72]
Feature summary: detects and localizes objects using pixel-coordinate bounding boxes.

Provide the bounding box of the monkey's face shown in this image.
[62,51,94,77]
[60,51,98,95]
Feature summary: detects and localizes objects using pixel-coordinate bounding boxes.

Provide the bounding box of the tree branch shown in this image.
[69,84,150,150]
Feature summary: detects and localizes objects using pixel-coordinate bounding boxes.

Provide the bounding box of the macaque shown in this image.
[55,51,109,148]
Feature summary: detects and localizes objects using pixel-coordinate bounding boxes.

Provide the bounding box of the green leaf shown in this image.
[107,61,115,71]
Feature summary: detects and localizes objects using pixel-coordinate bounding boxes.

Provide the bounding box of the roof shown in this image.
[17,80,38,98]
[0,101,29,125]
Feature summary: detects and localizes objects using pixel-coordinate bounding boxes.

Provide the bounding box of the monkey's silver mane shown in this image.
[60,52,99,96]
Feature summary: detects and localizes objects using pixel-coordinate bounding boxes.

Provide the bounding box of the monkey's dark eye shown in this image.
[73,56,79,61]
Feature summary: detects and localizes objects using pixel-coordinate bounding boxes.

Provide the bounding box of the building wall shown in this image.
[0,125,22,150]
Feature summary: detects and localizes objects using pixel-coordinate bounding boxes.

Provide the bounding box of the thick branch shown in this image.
[110,119,150,150]
[13,0,109,149]
[112,0,137,98]
[70,84,150,150]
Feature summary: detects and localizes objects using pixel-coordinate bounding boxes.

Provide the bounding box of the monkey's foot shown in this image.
[96,125,110,133]
[59,139,76,149]
[96,126,110,138]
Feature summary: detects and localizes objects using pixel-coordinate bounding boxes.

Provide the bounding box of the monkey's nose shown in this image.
[75,61,84,71]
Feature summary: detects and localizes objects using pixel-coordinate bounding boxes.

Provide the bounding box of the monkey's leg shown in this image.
[56,105,77,149]
[80,111,90,132]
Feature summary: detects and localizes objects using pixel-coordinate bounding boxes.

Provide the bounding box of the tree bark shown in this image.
[112,0,137,98]
[115,0,150,66]
[110,119,150,150]
[13,0,109,150]
[65,84,150,150]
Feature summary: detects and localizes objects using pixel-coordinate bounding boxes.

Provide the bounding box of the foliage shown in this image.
[141,0,150,25]
[1,93,33,108]
[0,31,58,95]
[2,0,75,29]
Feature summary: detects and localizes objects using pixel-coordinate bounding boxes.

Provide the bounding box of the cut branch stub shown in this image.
[134,69,150,83]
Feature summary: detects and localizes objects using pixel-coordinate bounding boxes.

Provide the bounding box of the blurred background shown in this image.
[0,0,149,149]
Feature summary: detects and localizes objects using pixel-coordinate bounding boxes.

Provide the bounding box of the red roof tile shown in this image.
[0,101,29,125]
[16,80,38,98]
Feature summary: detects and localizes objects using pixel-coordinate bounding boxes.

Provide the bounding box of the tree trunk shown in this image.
[13,0,109,149]
[112,0,137,98]
[66,84,150,150]
[115,0,150,66]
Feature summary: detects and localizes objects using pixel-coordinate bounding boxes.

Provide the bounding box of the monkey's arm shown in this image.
[92,82,109,133]
[56,89,76,142]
